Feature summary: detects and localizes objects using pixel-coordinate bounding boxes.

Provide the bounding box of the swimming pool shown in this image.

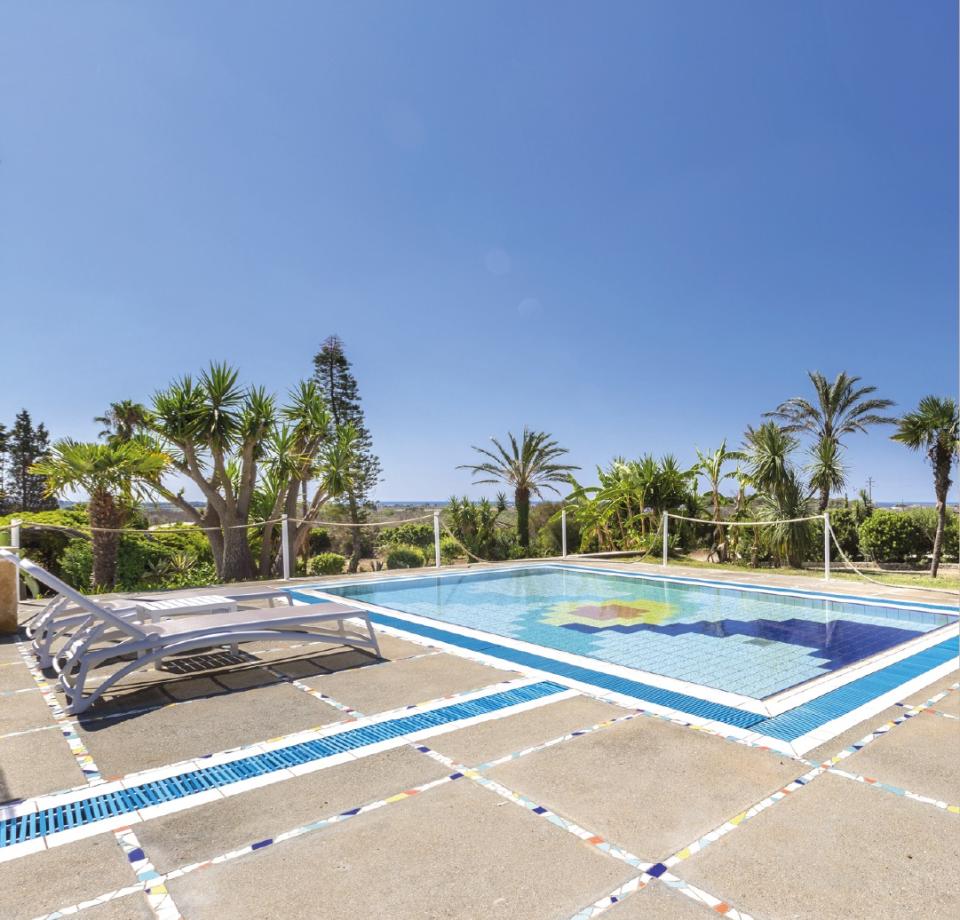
[320,565,956,700]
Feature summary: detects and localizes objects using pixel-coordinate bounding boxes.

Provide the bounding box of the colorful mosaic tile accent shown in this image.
[828,768,960,815]
[15,642,179,920]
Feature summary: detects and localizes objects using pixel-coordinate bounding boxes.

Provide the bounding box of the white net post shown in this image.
[281,513,291,581]
[823,511,830,581]
[662,512,669,567]
[433,511,441,568]
[561,509,568,558]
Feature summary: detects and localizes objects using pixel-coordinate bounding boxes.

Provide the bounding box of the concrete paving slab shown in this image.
[677,772,960,920]
[136,746,450,873]
[68,894,155,920]
[0,686,55,735]
[603,881,717,919]
[0,661,34,692]
[77,681,344,777]
[489,715,802,862]
[430,694,630,767]
[931,691,960,717]
[0,728,84,801]
[836,710,960,803]
[299,652,519,714]
[0,835,143,920]
[166,777,634,920]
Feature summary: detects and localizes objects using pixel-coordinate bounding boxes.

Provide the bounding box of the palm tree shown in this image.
[755,468,816,568]
[31,440,168,589]
[696,440,740,552]
[892,396,959,577]
[805,437,847,510]
[765,371,895,512]
[459,428,579,548]
[94,401,149,444]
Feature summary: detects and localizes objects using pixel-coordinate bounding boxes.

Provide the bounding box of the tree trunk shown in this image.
[515,487,530,549]
[930,464,950,578]
[88,488,121,590]
[347,494,362,573]
[220,524,255,582]
[817,486,829,515]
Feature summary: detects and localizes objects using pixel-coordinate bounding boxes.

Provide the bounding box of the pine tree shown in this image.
[7,410,58,512]
[312,336,382,572]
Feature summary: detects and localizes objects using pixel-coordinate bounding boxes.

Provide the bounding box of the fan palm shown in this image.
[31,440,169,589]
[892,396,959,577]
[765,371,895,512]
[459,428,578,548]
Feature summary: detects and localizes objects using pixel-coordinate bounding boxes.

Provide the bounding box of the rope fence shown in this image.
[2,507,955,597]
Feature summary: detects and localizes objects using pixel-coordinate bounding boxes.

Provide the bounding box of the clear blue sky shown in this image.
[1,1,956,503]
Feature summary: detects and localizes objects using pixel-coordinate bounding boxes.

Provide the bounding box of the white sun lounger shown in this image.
[0,549,289,668]
[0,550,380,714]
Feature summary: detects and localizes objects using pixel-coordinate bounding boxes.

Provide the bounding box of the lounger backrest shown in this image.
[0,548,148,639]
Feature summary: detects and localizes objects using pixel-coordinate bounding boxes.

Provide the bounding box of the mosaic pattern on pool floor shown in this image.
[321,567,955,699]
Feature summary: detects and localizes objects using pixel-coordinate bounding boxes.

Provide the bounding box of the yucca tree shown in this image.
[459,428,579,548]
[765,371,895,512]
[755,468,816,568]
[892,396,959,577]
[741,422,797,497]
[31,440,168,589]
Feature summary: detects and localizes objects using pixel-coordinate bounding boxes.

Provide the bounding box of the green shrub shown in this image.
[386,544,425,569]
[378,523,434,550]
[439,536,461,563]
[59,538,94,590]
[0,508,90,574]
[306,528,332,555]
[858,510,928,563]
[305,552,347,576]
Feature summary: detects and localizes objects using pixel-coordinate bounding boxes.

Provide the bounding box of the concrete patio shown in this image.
[0,563,957,920]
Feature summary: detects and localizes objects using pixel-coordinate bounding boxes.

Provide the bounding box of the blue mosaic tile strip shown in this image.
[332,599,957,740]
[354,607,764,730]
[0,680,565,849]
[753,637,960,741]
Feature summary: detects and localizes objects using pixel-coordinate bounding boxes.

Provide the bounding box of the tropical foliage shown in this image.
[891,396,959,576]
[459,428,578,548]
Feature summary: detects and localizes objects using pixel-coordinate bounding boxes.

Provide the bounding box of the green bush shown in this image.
[59,538,94,590]
[858,510,928,563]
[0,508,90,574]
[386,544,425,569]
[306,528,332,555]
[439,536,461,563]
[305,552,347,576]
[378,523,434,550]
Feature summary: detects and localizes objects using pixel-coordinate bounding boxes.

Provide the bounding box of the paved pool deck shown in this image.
[0,561,956,919]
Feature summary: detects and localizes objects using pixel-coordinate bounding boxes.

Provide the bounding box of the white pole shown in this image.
[823,511,830,581]
[662,512,669,567]
[11,518,21,599]
[281,513,291,580]
[561,509,567,558]
[433,511,441,568]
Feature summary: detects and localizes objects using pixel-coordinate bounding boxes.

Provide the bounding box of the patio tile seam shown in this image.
[808,680,960,771]
[826,767,960,815]
[27,771,461,920]
[14,642,181,920]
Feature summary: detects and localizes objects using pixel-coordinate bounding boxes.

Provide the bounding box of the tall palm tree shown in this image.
[31,440,169,589]
[459,428,579,548]
[696,440,740,551]
[94,401,150,444]
[765,371,895,512]
[892,396,959,578]
[805,437,847,511]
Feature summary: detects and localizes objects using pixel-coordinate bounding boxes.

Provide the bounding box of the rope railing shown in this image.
[664,512,824,527]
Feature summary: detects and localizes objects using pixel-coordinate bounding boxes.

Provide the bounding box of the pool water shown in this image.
[321,566,955,699]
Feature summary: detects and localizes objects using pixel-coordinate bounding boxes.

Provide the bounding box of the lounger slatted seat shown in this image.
[0,549,380,714]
